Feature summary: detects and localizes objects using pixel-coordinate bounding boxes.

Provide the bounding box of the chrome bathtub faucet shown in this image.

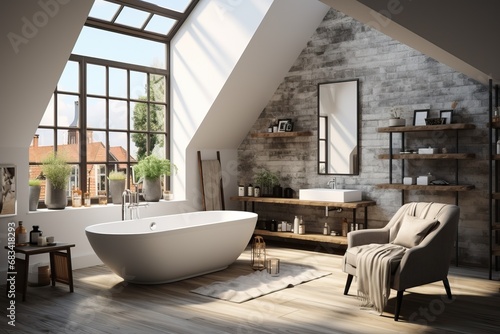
[122,189,148,220]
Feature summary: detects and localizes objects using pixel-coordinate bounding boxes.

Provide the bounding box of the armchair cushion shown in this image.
[392,215,438,248]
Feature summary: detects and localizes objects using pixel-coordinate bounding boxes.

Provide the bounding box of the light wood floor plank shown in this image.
[2,246,499,333]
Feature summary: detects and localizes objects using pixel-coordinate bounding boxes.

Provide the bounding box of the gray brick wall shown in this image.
[238,9,489,267]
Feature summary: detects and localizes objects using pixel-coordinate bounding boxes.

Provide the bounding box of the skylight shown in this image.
[86,0,197,42]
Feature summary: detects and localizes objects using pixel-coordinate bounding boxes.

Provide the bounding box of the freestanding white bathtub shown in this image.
[85,210,258,284]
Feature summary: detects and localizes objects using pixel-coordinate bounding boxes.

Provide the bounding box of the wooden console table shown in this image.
[231,196,376,246]
[6,243,75,301]
[231,196,375,225]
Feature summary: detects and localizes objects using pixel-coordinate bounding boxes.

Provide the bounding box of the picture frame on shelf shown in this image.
[0,165,17,217]
[440,110,453,124]
[285,121,294,132]
[278,119,292,132]
[413,109,429,126]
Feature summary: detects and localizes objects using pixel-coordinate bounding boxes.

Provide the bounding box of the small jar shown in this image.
[238,185,245,196]
[254,186,260,197]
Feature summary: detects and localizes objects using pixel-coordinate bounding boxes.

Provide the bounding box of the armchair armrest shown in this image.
[347,228,389,248]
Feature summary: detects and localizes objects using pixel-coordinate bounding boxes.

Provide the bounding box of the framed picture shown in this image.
[0,165,16,217]
[278,119,292,132]
[285,121,294,132]
[440,110,453,124]
[413,109,429,126]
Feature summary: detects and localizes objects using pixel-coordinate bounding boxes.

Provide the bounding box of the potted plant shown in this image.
[108,171,126,204]
[254,168,280,197]
[42,152,72,209]
[28,178,42,211]
[389,107,405,127]
[134,155,177,202]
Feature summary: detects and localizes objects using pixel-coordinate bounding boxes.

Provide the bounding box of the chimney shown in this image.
[32,134,39,147]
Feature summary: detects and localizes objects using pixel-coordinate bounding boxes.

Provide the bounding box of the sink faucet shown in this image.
[327,178,336,189]
[122,189,148,220]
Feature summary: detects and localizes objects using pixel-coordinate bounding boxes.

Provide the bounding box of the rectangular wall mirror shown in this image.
[318,79,359,175]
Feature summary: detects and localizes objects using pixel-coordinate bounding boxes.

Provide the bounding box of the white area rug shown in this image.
[191,264,331,303]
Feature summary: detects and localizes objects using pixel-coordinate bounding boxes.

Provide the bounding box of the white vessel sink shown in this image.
[299,188,362,202]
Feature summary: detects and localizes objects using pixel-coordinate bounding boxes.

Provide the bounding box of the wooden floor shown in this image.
[2,246,499,333]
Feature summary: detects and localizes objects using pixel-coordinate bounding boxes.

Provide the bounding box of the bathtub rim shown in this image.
[85,210,258,235]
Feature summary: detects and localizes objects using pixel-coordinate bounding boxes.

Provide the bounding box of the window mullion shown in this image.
[80,58,88,193]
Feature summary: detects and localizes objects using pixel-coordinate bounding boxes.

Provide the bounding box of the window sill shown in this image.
[28,199,183,215]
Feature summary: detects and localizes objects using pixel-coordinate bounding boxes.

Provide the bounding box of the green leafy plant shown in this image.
[108,171,126,180]
[254,168,280,188]
[134,155,177,179]
[28,179,42,187]
[41,153,72,190]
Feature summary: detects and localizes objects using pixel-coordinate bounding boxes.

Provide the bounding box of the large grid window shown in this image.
[29,55,169,204]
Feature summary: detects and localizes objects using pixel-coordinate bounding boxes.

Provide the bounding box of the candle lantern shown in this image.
[266,258,280,276]
[251,236,266,270]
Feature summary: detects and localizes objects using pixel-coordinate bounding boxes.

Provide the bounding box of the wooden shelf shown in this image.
[378,153,475,160]
[230,196,376,209]
[377,123,475,133]
[376,183,474,192]
[254,229,347,246]
[250,131,313,138]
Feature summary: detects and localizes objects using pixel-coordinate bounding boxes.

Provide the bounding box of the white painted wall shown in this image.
[171,0,329,209]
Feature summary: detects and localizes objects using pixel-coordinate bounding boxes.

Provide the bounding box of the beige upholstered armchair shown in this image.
[342,202,460,321]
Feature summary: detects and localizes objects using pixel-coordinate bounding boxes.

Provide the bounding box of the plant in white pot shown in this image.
[134,155,177,202]
[389,107,405,127]
[42,153,72,209]
[28,178,42,211]
[108,171,126,204]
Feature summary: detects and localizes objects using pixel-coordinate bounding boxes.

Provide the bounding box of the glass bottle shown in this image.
[84,191,91,207]
[298,222,305,235]
[323,222,330,235]
[293,215,300,234]
[247,184,254,197]
[72,186,82,207]
[30,225,42,245]
[342,218,348,237]
[15,221,29,246]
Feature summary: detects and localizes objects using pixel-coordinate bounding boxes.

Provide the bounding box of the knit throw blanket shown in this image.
[356,243,406,314]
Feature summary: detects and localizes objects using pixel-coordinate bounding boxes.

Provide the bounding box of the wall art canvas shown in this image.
[0,165,16,217]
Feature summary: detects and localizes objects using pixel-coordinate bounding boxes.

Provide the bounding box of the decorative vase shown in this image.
[45,179,67,209]
[109,179,126,204]
[29,185,41,211]
[389,118,405,127]
[143,177,162,202]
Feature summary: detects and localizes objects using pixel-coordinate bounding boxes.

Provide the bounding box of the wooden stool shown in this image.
[6,243,75,301]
